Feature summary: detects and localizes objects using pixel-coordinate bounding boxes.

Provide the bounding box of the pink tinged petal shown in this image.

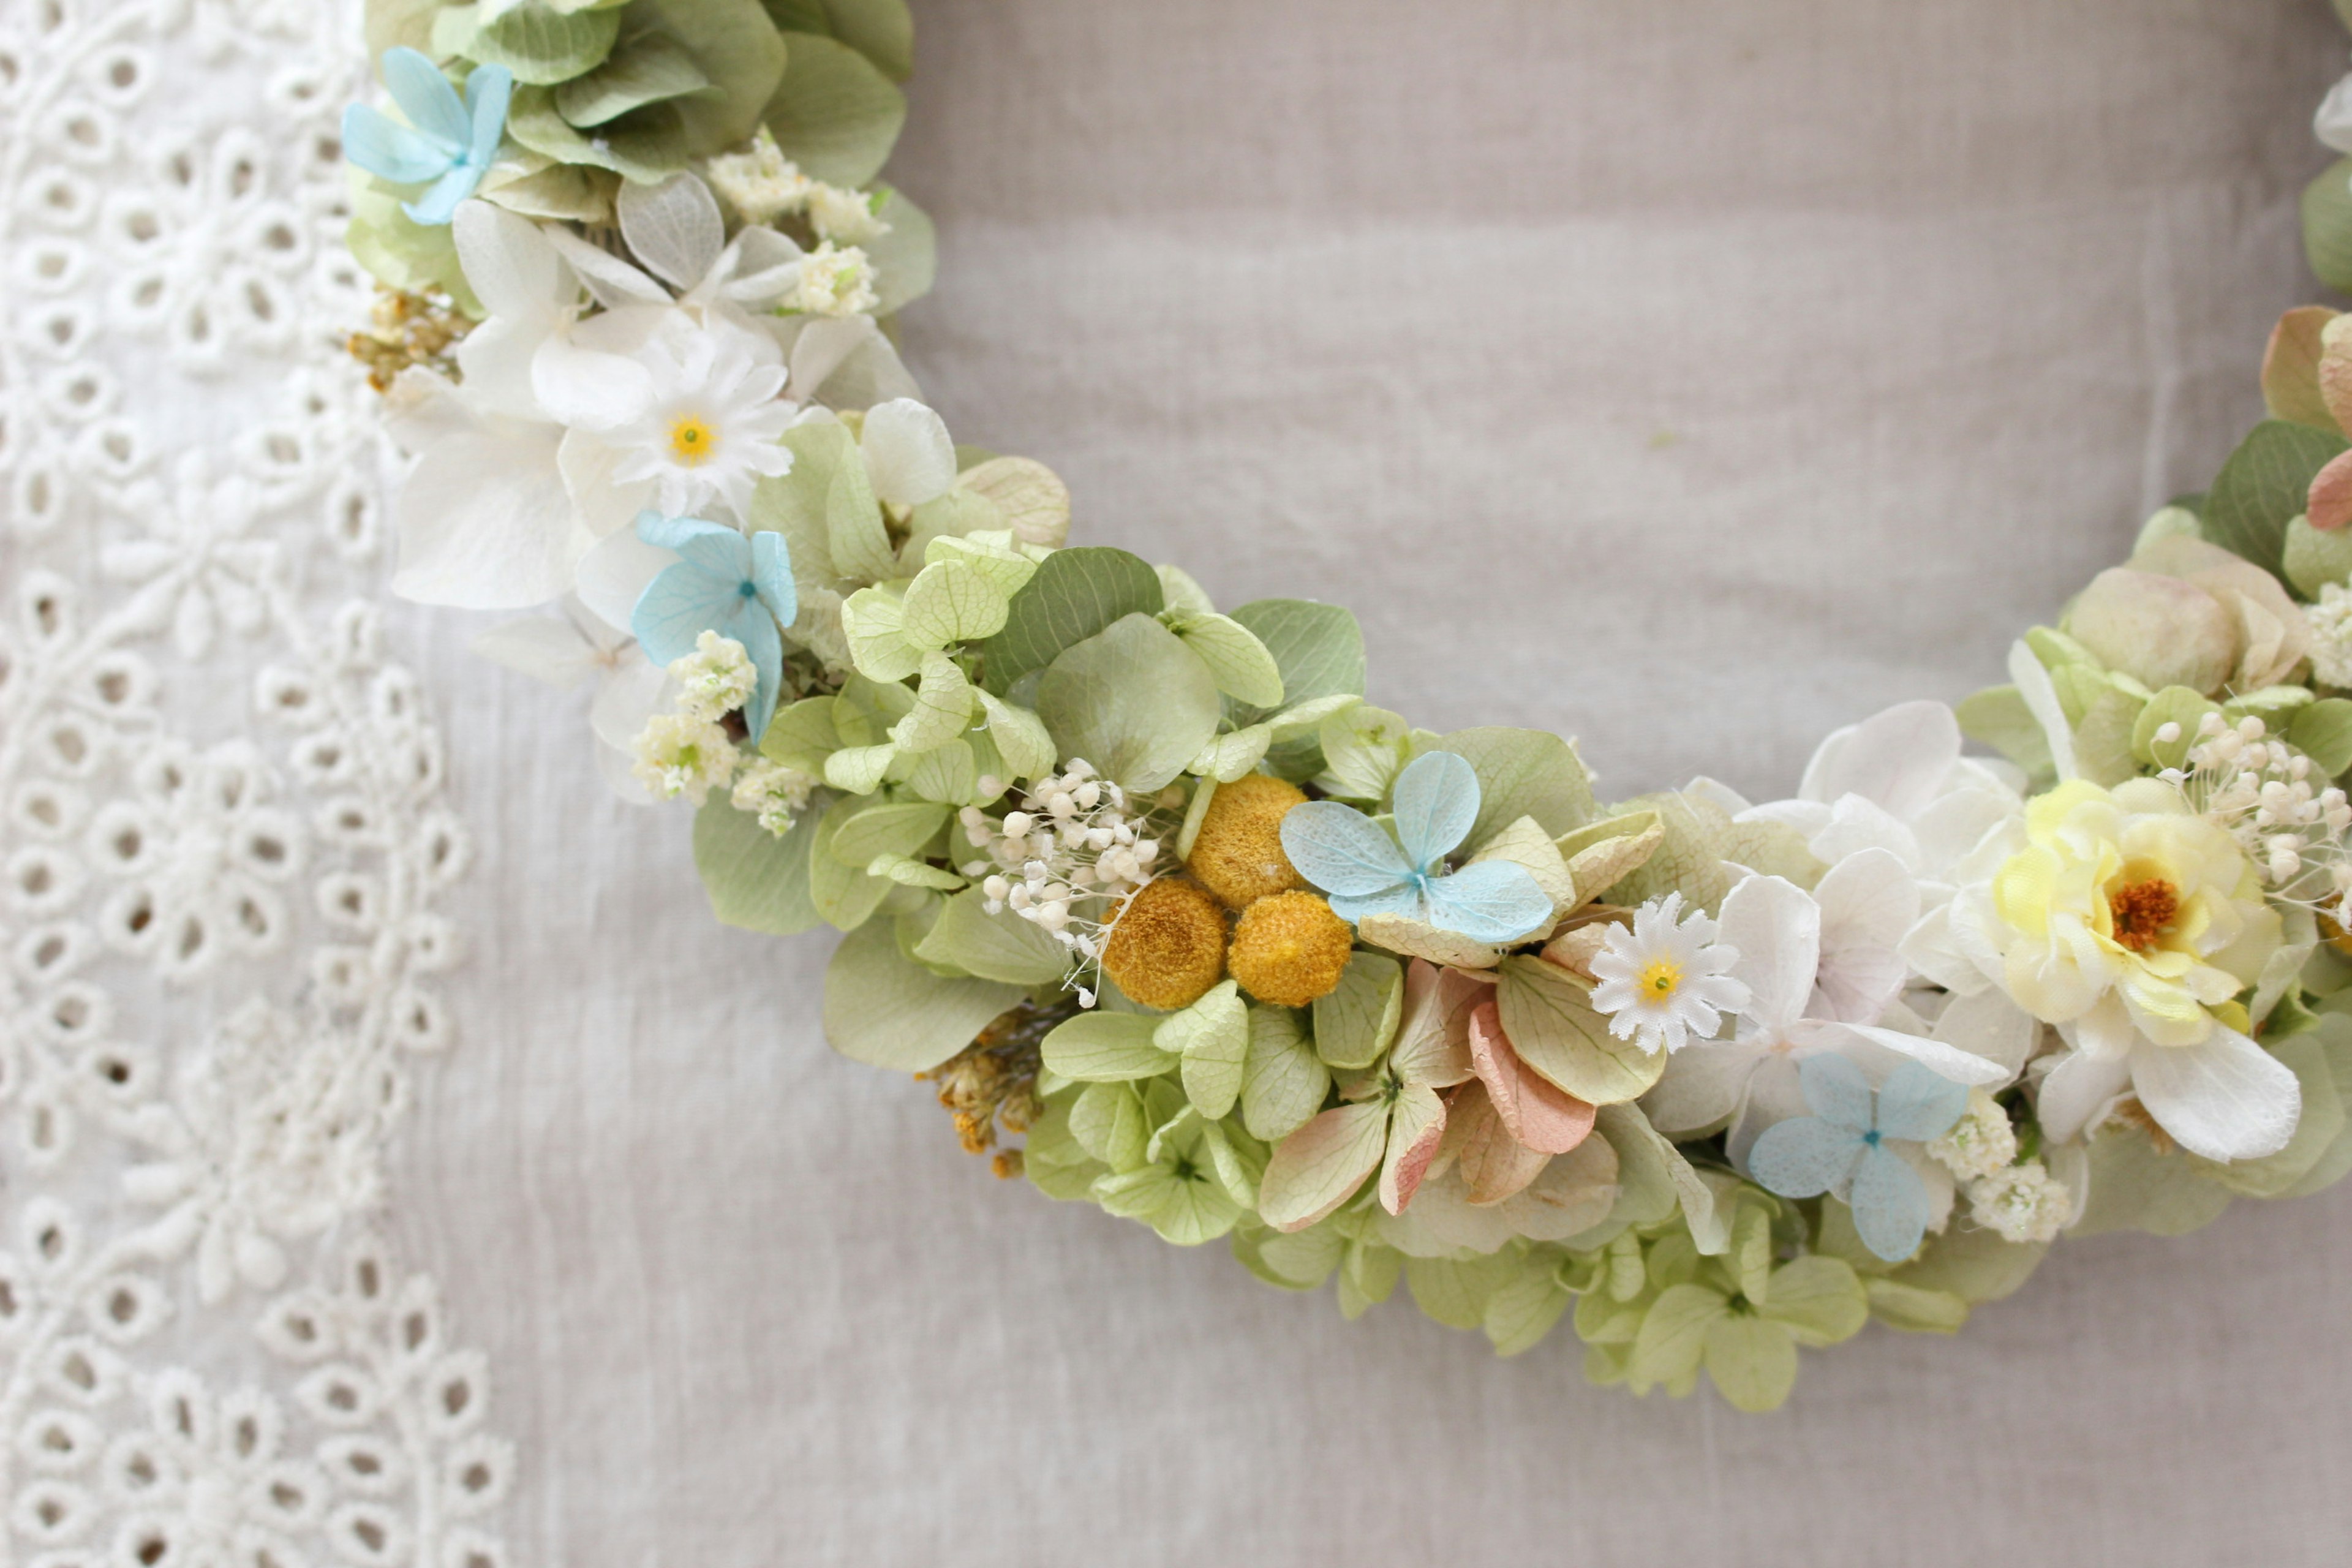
[1379,1083,1449,1214]
[1259,1102,1389,1232]
[1467,1001,1596,1155]
[2313,448,2352,532]
[1387,960,1484,1089]
[2034,1046,2133,1146]
[1797,700,1961,820]
[392,424,586,609]
[2128,1027,2301,1163]
[1448,1081,1552,1205]
[1718,875,1822,1033]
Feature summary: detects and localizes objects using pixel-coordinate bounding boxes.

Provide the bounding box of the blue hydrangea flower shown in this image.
[1746,1053,1971,1263]
[630,513,797,741]
[342,47,512,226]
[1278,750,1553,946]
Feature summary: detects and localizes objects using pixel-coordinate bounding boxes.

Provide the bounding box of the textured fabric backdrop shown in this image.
[398,3,2352,1562]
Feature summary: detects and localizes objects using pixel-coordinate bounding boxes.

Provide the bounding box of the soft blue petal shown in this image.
[1874,1060,1972,1144]
[342,104,455,186]
[1326,883,1422,926]
[632,562,745,668]
[750,530,797,629]
[401,163,480,227]
[1419,859,1553,945]
[1281,801,1414,896]
[1390,750,1481,869]
[725,599,786,741]
[1746,1116,1866,1200]
[382,47,472,149]
[635,511,740,554]
[1848,1144,1933,1263]
[671,529,755,586]
[1796,1050,1876,1133]
[463,64,514,170]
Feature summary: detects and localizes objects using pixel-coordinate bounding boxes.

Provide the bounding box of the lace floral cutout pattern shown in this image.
[0,0,511,1561]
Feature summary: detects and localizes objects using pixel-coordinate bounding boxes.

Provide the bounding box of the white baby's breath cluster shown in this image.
[2163,710,2352,907]
[703,127,893,246]
[1928,1088,2019,1182]
[1966,1160,2072,1245]
[732,758,819,836]
[958,760,1164,979]
[674,630,758,722]
[2307,580,2352,688]
[794,243,879,318]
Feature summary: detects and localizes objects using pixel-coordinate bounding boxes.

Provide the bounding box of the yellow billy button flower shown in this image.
[1982,777,2277,1047]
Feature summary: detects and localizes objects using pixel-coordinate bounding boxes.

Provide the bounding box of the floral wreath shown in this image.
[344,0,2352,1412]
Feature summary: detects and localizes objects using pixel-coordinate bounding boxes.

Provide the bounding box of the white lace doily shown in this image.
[0,2,513,1564]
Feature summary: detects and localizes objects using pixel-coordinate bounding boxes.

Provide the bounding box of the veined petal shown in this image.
[463,64,513,170]
[1259,1102,1389,1232]
[1326,884,1422,925]
[391,422,583,608]
[1718,874,1822,1033]
[750,530,797,628]
[1466,1001,1594,1154]
[1798,700,1961,820]
[1378,1083,1448,1214]
[452,199,565,321]
[1809,1019,2011,1087]
[382,47,470,148]
[1872,1060,1970,1143]
[2034,1046,2132,1147]
[1746,1115,1864,1200]
[1811,846,1919,1023]
[1641,1042,1759,1135]
[1847,1144,1933,1262]
[531,333,654,429]
[2129,1027,2302,1163]
[723,597,786,741]
[401,162,480,227]
[341,104,453,186]
[1282,801,1414,896]
[1420,859,1553,945]
[1795,1050,1875,1132]
[635,511,741,555]
[619,172,726,294]
[861,399,957,509]
[631,561,744,666]
[1390,750,1481,867]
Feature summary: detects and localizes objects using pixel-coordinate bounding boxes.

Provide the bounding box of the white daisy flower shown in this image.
[1588,892,1749,1054]
[601,318,797,521]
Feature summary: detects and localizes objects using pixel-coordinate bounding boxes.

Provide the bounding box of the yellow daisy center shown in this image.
[1639,957,1683,999]
[668,414,716,465]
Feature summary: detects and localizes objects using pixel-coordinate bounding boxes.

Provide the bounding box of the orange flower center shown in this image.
[2106,878,2180,952]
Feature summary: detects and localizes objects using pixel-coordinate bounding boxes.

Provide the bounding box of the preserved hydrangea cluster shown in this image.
[349,0,2352,1412]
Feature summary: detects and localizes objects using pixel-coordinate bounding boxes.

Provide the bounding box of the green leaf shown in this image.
[1224,599,1364,728]
[1495,957,1664,1104]
[2305,157,2352,295]
[1156,980,1248,1120]
[1313,704,1414,804]
[1754,1256,1868,1347]
[469,2,622,83]
[764,0,913,80]
[1071,1082,1148,1170]
[821,921,1022,1071]
[760,695,842,772]
[978,546,1165,695]
[1483,1262,1573,1357]
[1311,952,1403,1071]
[1864,1279,1970,1333]
[2131,686,2221,771]
[911,888,1067,984]
[2073,1125,2233,1237]
[1955,684,2052,778]
[1036,614,1223,794]
[973,688,1054,782]
[807,794,890,930]
[2291,698,2352,776]
[1404,1255,1511,1331]
[635,0,789,156]
[692,794,823,934]
[889,651,974,753]
[864,184,937,314]
[761,30,905,186]
[1041,1012,1176,1082]
[1169,612,1285,708]
[901,559,1011,647]
[2201,419,2349,578]
[840,584,921,680]
[1628,1283,1725,1396]
[1594,1102,1724,1249]
[1891,1224,2048,1305]
[345,184,478,312]
[2285,513,2352,601]
[505,85,690,182]
[1241,1005,1330,1141]
[1188,725,1274,783]
[1698,1314,1798,1411]
[1440,727,1597,848]
[827,799,944,867]
[554,32,712,126]
[475,157,619,221]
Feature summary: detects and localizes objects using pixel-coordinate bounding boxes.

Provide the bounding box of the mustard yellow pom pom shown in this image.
[1186,773,1308,909]
[1099,878,1229,1011]
[1227,891,1354,1008]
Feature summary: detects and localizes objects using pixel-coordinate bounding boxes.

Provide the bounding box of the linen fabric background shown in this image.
[395,2,2352,1562]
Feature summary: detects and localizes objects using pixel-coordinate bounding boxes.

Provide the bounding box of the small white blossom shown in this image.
[673,630,757,722]
[633,712,739,804]
[959,760,1168,994]
[1928,1087,2019,1182]
[2308,580,2352,688]
[793,242,879,317]
[1966,1159,2071,1244]
[808,182,891,244]
[731,758,818,835]
[703,127,813,224]
[1587,892,1750,1054]
[2168,709,2352,913]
